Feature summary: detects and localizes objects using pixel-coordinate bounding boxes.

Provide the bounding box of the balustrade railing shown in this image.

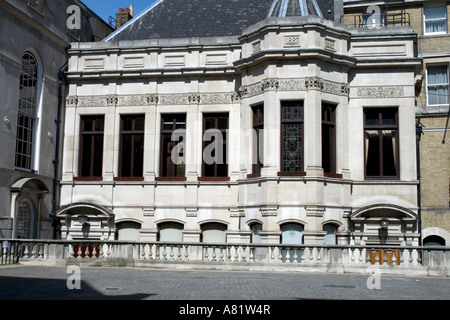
[1,239,448,276]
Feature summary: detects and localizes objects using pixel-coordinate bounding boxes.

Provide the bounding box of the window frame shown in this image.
[15,52,40,172]
[426,63,449,106]
[322,103,338,177]
[158,113,187,181]
[200,113,229,181]
[424,5,448,35]
[250,104,264,178]
[77,115,105,180]
[117,114,145,180]
[279,100,305,176]
[363,108,400,180]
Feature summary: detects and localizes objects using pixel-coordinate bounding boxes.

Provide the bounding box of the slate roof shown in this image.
[105,0,335,42]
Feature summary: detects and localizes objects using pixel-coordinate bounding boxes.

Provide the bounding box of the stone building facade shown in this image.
[0,0,112,239]
[58,0,421,246]
[343,0,450,245]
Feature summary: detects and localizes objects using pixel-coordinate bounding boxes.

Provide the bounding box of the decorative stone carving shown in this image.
[66,96,78,107]
[147,94,159,104]
[284,35,300,47]
[261,78,279,91]
[278,79,306,91]
[77,96,107,107]
[357,86,405,98]
[252,41,261,53]
[107,95,118,106]
[188,93,201,104]
[324,38,335,51]
[305,77,324,90]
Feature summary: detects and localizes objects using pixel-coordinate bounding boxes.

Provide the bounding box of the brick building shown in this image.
[344,0,450,245]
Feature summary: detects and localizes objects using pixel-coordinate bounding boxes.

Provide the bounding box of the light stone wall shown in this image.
[59,16,421,245]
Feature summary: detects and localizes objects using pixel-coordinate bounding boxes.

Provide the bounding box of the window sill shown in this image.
[114,177,144,182]
[198,177,231,182]
[155,177,187,182]
[73,177,103,181]
[324,172,343,179]
[278,172,307,177]
[247,173,261,179]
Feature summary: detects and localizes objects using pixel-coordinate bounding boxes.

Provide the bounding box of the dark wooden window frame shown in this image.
[157,113,187,182]
[248,104,264,178]
[117,114,145,181]
[200,113,229,181]
[76,115,104,181]
[322,103,342,178]
[363,108,400,180]
[278,100,306,176]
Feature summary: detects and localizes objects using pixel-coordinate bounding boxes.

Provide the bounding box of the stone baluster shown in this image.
[219,247,224,262]
[292,248,298,263]
[234,246,239,262]
[212,246,217,261]
[184,244,189,261]
[204,246,209,261]
[285,248,291,264]
[309,247,314,264]
[300,248,306,264]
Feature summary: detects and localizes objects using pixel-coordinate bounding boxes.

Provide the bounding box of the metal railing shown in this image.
[342,12,411,28]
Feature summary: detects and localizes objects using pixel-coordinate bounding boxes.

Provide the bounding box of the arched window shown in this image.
[15,52,39,170]
[158,222,184,242]
[16,199,34,239]
[423,235,446,246]
[117,221,141,241]
[200,223,227,243]
[323,223,338,245]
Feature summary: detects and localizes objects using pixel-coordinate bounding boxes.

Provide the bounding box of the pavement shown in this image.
[0,265,448,317]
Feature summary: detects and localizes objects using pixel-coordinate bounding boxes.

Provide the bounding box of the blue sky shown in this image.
[82,0,157,24]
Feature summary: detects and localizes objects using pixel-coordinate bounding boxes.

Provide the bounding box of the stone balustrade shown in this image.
[1,239,448,276]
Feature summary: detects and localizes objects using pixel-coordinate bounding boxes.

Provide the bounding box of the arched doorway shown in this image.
[15,199,34,239]
[10,178,49,239]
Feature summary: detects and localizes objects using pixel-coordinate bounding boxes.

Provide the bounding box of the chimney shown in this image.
[115,6,133,29]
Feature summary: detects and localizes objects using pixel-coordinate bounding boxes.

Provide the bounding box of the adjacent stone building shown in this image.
[0,0,112,239]
[58,0,422,247]
[343,0,450,245]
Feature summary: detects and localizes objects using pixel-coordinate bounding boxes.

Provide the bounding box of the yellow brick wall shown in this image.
[419,117,450,232]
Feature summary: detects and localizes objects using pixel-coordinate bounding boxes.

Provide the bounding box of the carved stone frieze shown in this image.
[356,86,404,98]
[239,77,350,98]
[77,96,107,107]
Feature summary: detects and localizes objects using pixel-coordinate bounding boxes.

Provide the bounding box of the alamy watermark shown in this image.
[66,5,81,30]
[66,266,81,290]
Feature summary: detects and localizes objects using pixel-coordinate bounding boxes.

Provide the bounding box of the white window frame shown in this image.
[424,5,448,35]
[426,63,449,106]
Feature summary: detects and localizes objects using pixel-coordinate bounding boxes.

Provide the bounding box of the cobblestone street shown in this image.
[0,265,448,301]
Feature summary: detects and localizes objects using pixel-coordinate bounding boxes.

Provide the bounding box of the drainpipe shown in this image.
[51,62,68,239]
[416,119,424,246]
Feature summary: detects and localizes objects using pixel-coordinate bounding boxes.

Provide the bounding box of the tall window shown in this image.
[427,64,449,105]
[280,101,304,174]
[160,114,186,178]
[424,6,447,34]
[252,105,264,176]
[119,115,144,178]
[15,52,39,170]
[364,108,399,179]
[322,103,337,175]
[79,115,104,178]
[202,113,228,178]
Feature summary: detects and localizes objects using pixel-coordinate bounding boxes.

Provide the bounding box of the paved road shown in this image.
[0,265,448,302]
